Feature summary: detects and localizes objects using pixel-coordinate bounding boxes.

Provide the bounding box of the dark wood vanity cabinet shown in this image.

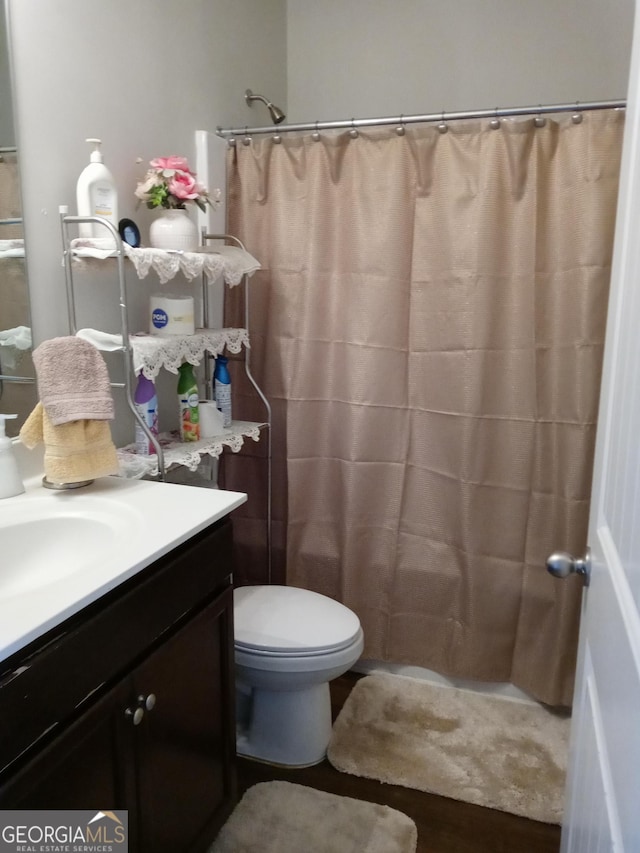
[0,517,237,853]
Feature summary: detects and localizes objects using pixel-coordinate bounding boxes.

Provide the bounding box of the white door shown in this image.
[558,9,640,852]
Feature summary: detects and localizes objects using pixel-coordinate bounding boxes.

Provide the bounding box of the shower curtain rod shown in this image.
[216,98,625,138]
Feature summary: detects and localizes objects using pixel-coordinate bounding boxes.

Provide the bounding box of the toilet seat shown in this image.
[234,585,361,657]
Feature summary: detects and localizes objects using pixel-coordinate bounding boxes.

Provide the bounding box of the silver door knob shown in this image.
[546,549,591,586]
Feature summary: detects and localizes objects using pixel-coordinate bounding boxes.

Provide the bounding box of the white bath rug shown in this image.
[208,780,417,853]
[327,672,571,824]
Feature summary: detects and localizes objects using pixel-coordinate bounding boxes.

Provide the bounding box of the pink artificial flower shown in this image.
[168,171,205,200]
[149,155,193,174]
[135,154,217,211]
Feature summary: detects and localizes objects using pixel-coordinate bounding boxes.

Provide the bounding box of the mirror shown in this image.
[0,0,36,437]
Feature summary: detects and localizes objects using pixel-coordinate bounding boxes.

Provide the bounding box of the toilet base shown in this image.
[236,681,332,767]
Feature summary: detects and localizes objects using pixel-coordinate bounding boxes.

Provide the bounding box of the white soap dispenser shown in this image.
[76,138,119,240]
[0,414,25,499]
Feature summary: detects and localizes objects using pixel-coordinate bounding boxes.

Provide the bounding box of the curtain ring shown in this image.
[272,134,282,144]
[396,114,406,136]
[227,137,237,147]
[349,118,359,139]
[534,107,546,128]
[572,101,583,124]
[312,120,321,141]
[242,127,252,146]
[438,110,448,134]
[490,107,501,130]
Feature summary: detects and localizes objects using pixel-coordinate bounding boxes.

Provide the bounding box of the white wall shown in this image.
[5,0,635,440]
[286,0,634,122]
[7,0,287,345]
[9,0,635,344]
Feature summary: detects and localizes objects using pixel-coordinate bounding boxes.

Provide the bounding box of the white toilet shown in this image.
[233,584,364,767]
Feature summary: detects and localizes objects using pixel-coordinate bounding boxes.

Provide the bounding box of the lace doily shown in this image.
[117,422,264,477]
[133,329,250,379]
[0,239,25,259]
[70,240,260,286]
[0,325,32,369]
[0,324,31,351]
[76,327,250,380]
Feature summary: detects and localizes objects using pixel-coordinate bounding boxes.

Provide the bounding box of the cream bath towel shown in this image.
[32,336,114,426]
[19,402,119,484]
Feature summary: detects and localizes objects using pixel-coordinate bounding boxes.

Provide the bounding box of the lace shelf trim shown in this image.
[69,241,260,286]
[132,328,249,379]
[117,421,266,478]
[76,327,250,379]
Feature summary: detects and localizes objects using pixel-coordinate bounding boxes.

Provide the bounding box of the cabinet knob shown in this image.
[125,706,145,726]
[125,693,156,725]
[140,693,156,711]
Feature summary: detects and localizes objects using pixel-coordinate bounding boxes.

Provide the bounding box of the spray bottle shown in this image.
[134,374,158,455]
[177,363,200,441]
[213,356,232,427]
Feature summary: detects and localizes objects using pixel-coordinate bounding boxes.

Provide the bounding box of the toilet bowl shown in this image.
[233,584,364,767]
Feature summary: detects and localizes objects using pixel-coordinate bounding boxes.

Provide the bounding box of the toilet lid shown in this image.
[234,585,362,655]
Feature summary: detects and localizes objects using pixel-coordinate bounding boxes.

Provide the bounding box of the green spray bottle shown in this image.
[177,362,200,442]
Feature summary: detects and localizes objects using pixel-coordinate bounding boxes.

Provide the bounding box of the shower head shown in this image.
[245,89,286,124]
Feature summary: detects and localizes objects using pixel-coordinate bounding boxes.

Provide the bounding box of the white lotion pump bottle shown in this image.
[76,138,119,240]
[0,414,25,498]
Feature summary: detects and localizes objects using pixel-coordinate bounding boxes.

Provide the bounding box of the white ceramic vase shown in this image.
[149,208,198,252]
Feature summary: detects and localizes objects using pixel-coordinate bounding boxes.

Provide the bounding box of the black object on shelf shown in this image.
[118,218,141,248]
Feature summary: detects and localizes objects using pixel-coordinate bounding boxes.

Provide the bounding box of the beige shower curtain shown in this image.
[225,110,624,706]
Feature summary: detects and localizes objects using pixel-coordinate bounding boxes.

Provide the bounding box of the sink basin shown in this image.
[0,448,247,664]
[0,497,138,598]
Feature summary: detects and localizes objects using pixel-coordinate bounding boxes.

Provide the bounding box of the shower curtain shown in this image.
[224,110,624,706]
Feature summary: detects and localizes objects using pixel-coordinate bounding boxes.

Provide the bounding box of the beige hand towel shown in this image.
[19,402,120,484]
[32,336,114,426]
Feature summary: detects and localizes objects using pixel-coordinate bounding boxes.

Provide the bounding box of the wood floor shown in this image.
[236,671,562,853]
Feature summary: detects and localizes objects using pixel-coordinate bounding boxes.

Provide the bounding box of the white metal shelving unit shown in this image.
[59,210,272,574]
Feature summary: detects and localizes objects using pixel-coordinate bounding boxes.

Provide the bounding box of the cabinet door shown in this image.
[0,679,133,809]
[131,588,236,853]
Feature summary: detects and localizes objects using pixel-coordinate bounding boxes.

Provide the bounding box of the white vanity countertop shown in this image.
[0,465,246,665]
